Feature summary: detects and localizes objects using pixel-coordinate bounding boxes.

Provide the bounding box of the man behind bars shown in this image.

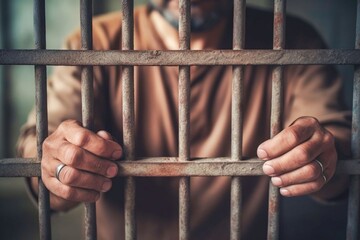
[17,0,351,239]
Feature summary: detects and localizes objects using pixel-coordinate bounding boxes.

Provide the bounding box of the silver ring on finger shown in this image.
[55,163,66,182]
[322,173,327,183]
[314,159,327,183]
[314,159,324,172]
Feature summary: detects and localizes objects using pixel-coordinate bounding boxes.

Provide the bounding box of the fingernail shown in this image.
[107,166,118,177]
[271,177,282,186]
[257,148,269,160]
[112,150,122,159]
[101,181,112,192]
[263,164,275,175]
[280,188,290,196]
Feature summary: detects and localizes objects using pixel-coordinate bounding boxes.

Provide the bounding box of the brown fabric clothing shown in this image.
[18,6,351,240]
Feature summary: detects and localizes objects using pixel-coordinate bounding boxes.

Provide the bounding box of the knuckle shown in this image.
[61,167,78,186]
[62,119,80,128]
[305,163,319,179]
[306,116,319,126]
[94,141,110,157]
[40,167,50,183]
[58,120,71,132]
[309,181,322,193]
[41,167,51,183]
[60,186,77,200]
[72,131,91,147]
[42,138,51,151]
[323,132,335,146]
[286,128,302,146]
[42,136,58,154]
[94,160,103,171]
[294,147,310,164]
[64,145,83,166]
[94,161,104,172]
[41,163,46,173]
[57,122,66,132]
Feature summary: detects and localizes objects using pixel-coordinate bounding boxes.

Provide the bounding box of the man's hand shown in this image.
[41,120,122,206]
[257,116,336,197]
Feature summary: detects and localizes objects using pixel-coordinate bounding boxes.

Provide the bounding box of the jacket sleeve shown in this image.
[282,16,352,160]
[16,17,117,158]
[17,35,83,158]
[283,63,352,159]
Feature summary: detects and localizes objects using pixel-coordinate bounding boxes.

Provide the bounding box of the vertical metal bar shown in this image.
[231,0,246,239]
[121,0,136,240]
[80,1,96,239]
[34,0,51,239]
[0,66,3,158]
[178,0,191,239]
[0,0,11,158]
[268,0,286,239]
[347,1,360,239]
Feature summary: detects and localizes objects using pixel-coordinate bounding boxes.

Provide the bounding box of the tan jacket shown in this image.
[18,6,351,240]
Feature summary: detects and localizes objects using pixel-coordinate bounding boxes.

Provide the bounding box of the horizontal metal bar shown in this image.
[0,158,41,177]
[1,158,360,177]
[1,49,360,66]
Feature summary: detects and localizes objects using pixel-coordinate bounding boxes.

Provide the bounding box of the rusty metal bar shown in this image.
[347,170,360,239]
[121,0,136,240]
[80,0,96,239]
[34,0,52,239]
[231,0,246,239]
[0,0,11,158]
[347,1,360,238]
[1,158,360,177]
[0,0,2,145]
[0,158,41,177]
[268,0,286,239]
[2,49,360,66]
[178,0,191,239]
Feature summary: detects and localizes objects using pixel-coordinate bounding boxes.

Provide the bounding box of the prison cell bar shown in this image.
[2,49,360,66]
[2,1,360,239]
[0,0,11,158]
[348,0,360,239]
[121,0,136,240]
[2,157,360,177]
[268,0,286,239]
[178,0,191,239]
[34,0,52,239]
[0,8,358,74]
[79,0,97,239]
[231,0,246,239]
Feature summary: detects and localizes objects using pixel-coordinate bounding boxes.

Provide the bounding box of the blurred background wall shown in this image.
[0,0,356,239]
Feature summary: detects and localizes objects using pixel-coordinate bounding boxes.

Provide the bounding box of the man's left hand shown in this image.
[257,116,337,197]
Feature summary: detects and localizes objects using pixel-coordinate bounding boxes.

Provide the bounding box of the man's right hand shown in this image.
[41,120,122,210]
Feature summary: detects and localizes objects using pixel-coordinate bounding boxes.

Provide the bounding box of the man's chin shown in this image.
[149,2,229,33]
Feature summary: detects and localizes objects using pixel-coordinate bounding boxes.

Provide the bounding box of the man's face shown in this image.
[149,0,232,32]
